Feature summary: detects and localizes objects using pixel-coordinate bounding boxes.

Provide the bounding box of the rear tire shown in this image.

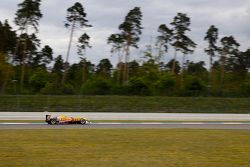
[80,119,86,125]
[50,119,57,125]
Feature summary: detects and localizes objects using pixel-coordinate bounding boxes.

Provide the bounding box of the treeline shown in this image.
[0,0,249,96]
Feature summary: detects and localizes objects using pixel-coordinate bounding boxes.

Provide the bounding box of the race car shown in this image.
[46,114,88,125]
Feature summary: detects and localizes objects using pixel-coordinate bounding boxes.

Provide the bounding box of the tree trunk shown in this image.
[219,55,225,96]
[62,20,75,84]
[20,27,28,92]
[123,43,130,85]
[158,43,163,60]
[180,53,186,89]
[117,50,123,84]
[0,78,7,95]
[181,53,186,71]
[0,52,9,94]
[207,55,213,96]
[82,60,87,84]
[172,49,177,74]
[20,57,25,91]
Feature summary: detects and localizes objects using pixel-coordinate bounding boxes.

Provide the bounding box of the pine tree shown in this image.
[63,2,91,84]
[118,7,143,84]
[204,25,219,95]
[14,0,42,90]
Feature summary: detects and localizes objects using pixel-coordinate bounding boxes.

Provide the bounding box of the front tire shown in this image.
[80,119,86,125]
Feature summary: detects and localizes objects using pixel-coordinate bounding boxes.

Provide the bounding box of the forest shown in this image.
[0,0,250,97]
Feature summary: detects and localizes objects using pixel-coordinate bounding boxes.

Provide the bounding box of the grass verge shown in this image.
[0,129,250,167]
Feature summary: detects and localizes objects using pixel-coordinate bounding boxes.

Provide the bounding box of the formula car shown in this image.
[46,114,88,125]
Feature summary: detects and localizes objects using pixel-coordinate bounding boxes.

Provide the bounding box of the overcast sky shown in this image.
[0,0,250,66]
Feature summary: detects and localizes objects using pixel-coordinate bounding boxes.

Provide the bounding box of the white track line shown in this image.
[93,122,250,125]
[0,123,47,125]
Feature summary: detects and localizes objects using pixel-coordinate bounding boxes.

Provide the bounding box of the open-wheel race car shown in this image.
[46,114,88,125]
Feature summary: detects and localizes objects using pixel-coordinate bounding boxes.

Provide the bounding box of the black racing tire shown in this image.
[50,119,57,125]
[80,119,86,125]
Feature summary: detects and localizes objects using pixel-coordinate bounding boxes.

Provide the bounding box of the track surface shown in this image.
[1,112,250,129]
[1,122,250,129]
[1,112,250,121]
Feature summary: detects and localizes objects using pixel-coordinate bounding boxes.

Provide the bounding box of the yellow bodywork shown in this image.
[57,115,84,122]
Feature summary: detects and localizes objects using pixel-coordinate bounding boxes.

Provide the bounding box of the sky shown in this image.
[0,0,250,67]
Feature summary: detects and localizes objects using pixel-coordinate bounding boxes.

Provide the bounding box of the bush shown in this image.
[110,85,130,95]
[41,82,62,95]
[128,77,150,95]
[183,76,206,96]
[241,80,250,97]
[81,78,111,95]
[62,83,75,94]
[29,69,49,92]
[154,74,176,95]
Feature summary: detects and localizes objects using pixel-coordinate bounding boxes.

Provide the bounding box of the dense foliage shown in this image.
[0,1,249,97]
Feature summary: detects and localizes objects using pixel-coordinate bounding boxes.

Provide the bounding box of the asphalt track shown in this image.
[1,122,250,129]
[1,112,250,129]
[1,112,250,121]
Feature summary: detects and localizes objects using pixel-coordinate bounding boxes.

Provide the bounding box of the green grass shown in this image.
[0,129,250,167]
[0,95,250,113]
